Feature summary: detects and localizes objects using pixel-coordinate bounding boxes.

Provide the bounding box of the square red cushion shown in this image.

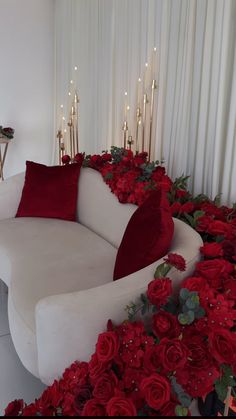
[16,161,81,221]
[113,189,174,280]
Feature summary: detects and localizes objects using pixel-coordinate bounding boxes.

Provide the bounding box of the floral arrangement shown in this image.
[5,148,236,417]
[0,126,14,140]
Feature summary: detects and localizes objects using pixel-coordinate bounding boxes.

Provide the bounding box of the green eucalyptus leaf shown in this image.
[180,288,190,301]
[175,406,189,416]
[185,298,197,310]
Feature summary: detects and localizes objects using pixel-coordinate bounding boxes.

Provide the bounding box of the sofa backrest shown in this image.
[78,168,136,248]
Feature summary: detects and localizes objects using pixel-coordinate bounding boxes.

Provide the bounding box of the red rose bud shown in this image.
[152,311,181,340]
[62,155,71,165]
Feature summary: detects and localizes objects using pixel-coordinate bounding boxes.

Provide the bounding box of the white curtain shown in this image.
[54,0,236,204]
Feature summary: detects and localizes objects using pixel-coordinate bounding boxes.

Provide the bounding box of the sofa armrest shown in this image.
[36,220,203,385]
[0,173,25,220]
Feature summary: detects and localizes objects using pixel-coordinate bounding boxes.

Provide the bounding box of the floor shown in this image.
[0,281,200,416]
[0,281,45,416]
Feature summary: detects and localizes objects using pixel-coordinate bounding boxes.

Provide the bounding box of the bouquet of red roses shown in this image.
[5,252,236,417]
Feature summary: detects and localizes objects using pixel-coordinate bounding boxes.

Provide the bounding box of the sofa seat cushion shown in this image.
[0,218,117,331]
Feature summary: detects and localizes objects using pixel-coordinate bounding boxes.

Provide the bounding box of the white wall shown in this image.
[0,0,55,178]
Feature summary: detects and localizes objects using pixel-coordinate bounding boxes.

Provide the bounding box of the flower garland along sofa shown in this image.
[0,167,202,385]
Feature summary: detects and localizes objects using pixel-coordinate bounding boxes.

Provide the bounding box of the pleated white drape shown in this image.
[54,0,236,204]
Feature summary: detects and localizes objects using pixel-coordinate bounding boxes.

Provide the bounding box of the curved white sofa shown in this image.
[0,168,203,385]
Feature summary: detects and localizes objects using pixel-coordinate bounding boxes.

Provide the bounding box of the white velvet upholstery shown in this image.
[0,168,203,385]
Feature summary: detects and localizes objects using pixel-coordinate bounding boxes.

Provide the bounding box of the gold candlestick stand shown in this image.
[136,107,142,153]
[142,93,148,152]
[57,130,65,166]
[0,135,11,181]
[122,121,128,149]
[148,79,157,161]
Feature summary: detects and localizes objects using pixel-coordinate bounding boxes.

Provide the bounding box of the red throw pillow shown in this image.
[113,189,174,280]
[16,161,81,221]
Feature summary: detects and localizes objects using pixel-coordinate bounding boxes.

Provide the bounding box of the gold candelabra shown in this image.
[57,130,65,166]
[122,121,129,149]
[57,91,80,165]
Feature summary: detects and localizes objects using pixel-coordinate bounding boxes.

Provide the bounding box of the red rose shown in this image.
[158,338,189,373]
[22,404,38,416]
[143,346,161,373]
[61,362,88,391]
[62,393,78,416]
[147,278,172,307]
[196,258,234,288]
[200,242,224,258]
[35,381,62,414]
[152,311,181,340]
[96,332,119,363]
[82,399,106,417]
[208,329,236,365]
[102,153,112,162]
[62,154,71,165]
[106,396,137,417]
[175,189,188,199]
[180,202,195,214]
[196,215,213,233]
[158,175,173,192]
[164,253,186,271]
[73,384,93,415]
[207,220,232,237]
[222,239,236,262]
[74,153,84,165]
[170,201,181,216]
[140,373,171,410]
[89,354,110,383]
[93,372,118,403]
[5,400,24,417]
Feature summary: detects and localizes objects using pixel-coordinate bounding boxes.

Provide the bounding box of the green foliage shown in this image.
[154,262,172,279]
[215,365,236,402]
[173,174,190,191]
[175,406,189,416]
[214,194,222,207]
[184,210,205,229]
[178,289,205,325]
[110,146,125,163]
[137,162,157,181]
[171,377,192,408]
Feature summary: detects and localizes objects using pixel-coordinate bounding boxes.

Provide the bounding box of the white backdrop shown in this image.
[0,0,55,178]
[55,0,236,204]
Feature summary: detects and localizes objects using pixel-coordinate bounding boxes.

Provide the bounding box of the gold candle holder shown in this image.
[57,130,64,165]
[122,121,128,149]
[136,107,142,153]
[142,93,148,152]
[68,119,73,158]
[128,135,133,151]
[148,79,157,161]
[74,92,80,155]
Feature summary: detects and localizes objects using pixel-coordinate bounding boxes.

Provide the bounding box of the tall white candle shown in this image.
[124,91,128,121]
[144,62,150,90]
[137,78,142,107]
[152,47,157,81]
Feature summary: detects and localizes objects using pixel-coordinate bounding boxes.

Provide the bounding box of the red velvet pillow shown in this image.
[16,161,81,221]
[113,189,174,280]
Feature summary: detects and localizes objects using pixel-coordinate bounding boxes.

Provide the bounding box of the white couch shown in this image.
[0,167,203,385]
